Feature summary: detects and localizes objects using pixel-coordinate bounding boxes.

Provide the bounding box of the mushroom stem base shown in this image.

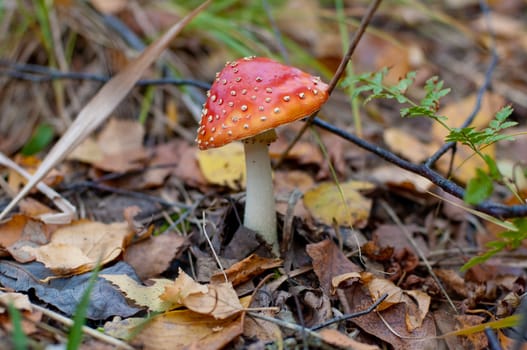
[243,141,278,255]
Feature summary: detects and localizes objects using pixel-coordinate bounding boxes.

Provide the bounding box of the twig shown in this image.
[310,293,388,331]
[276,0,382,166]
[0,61,211,89]
[312,116,527,218]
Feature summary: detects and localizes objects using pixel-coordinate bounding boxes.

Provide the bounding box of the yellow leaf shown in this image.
[101,274,176,312]
[303,181,374,227]
[196,142,246,189]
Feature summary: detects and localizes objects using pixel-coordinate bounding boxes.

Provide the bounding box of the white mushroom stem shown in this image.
[243,140,278,255]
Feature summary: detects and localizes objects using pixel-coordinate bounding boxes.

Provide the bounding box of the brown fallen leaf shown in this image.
[161,269,243,319]
[0,214,52,262]
[93,119,148,173]
[333,271,431,332]
[0,292,42,335]
[124,233,189,280]
[455,314,488,350]
[131,309,244,350]
[383,128,434,163]
[318,329,380,350]
[139,141,181,188]
[306,239,361,296]
[345,285,437,350]
[22,219,135,276]
[371,166,434,194]
[210,254,282,286]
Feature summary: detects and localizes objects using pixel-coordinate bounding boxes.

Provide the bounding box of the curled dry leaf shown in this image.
[22,220,135,276]
[210,253,282,286]
[332,271,431,331]
[0,214,51,262]
[161,268,243,319]
[365,273,431,331]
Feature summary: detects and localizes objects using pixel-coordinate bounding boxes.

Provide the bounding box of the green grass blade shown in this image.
[21,123,55,156]
[66,263,102,350]
[7,302,29,350]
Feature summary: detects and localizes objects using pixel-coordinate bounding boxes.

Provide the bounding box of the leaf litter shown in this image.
[1,1,527,349]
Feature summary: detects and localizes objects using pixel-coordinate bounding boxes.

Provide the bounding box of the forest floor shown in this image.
[1,1,527,349]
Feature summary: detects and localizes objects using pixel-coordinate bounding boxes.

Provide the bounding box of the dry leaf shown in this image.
[161,269,243,319]
[68,137,104,164]
[23,220,134,276]
[0,292,32,313]
[371,165,433,194]
[243,311,282,343]
[0,214,51,262]
[197,142,245,189]
[131,309,244,350]
[210,254,282,286]
[101,274,175,312]
[0,292,42,335]
[363,274,431,331]
[303,180,374,228]
[124,233,189,280]
[345,286,437,349]
[306,239,361,296]
[318,329,380,350]
[90,0,128,14]
[383,128,434,163]
[94,119,147,173]
[365,275,405,311]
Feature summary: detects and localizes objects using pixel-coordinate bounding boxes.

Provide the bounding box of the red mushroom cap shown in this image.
[196,56,329,150]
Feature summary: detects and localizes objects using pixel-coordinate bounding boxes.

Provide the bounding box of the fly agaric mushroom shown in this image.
[196,57,329,255]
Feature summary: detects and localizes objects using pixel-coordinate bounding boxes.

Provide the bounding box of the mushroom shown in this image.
[196,57,329,255]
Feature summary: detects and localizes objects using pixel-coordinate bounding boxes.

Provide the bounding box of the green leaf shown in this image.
[20,124,54,156]
[464,168,493,205]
